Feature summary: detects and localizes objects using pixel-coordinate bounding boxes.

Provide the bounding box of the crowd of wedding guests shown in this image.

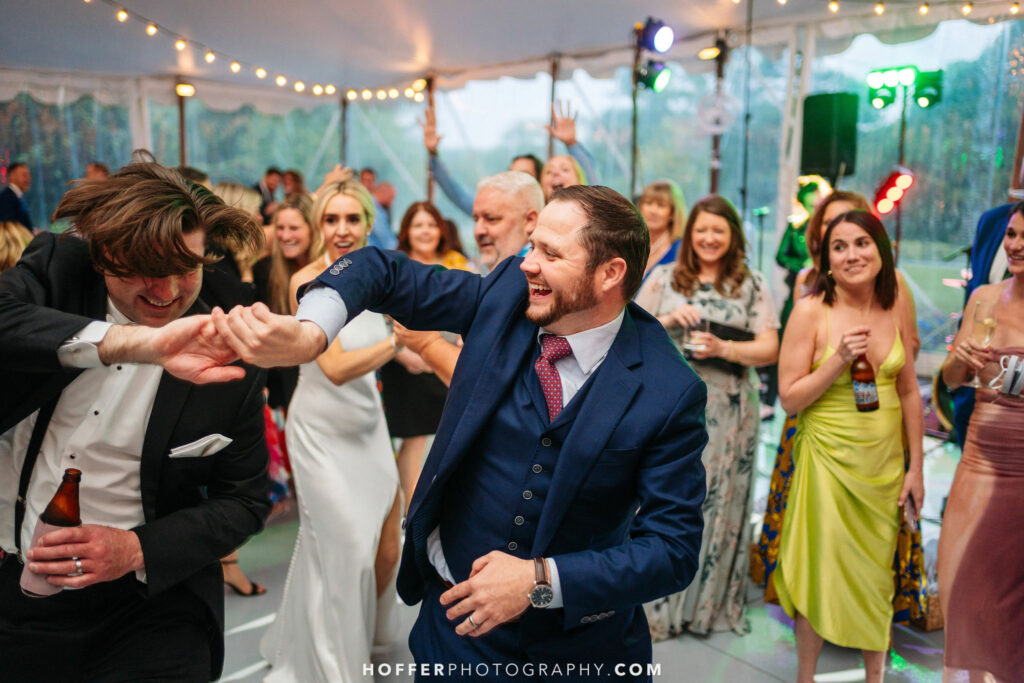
[2,98,1022,682]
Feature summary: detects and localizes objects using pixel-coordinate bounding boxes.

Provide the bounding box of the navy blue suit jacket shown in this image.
[306,248,708,631]
[0,186,32,229]
[953,203,1013,447]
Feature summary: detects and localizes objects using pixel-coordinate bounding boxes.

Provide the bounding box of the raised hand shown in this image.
[420,104,442,154]
[545,100,579,147]
[211,302,327,368]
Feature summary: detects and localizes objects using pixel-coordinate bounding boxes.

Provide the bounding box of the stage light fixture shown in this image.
[914,70,943,109]
[146,24,157,36]
[874,168,914,215]
[898,66,917,86]
[175,39,186,51]
[255,68,267,79]
[313,84,323,96]
[636,60,671,93]
[874,1,885,14]
[919,2,929,14]
[175,83,195,98]
[230,62,241,73]
[325,85,336,95]
[204,51,215,64]
[638,17,674,53]
[117,9,128,22]
[829,1,839,13]
[870,87,895,109]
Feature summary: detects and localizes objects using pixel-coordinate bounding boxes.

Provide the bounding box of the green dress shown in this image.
[773,321,906,651]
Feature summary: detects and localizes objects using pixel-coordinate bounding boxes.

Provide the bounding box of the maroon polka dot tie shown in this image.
[534,334,573,422]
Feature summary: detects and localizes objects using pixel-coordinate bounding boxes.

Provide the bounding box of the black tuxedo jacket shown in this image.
[0,233,270,679]
[0,186,32,229]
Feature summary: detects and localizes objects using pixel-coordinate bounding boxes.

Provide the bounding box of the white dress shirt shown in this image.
[296,285,625,608]
[0,300,162,583]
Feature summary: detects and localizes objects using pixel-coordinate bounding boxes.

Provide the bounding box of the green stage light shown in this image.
[898,66,917,86]
[637,60,671,93]
[869,86,896,110]
[914,70,943,109]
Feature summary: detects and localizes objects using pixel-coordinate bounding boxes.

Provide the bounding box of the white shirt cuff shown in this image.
[294,286,348,345]
[57,321,113,368]
[546,558,563,609]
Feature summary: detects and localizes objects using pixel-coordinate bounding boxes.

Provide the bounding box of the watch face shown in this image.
[530,584,554,608]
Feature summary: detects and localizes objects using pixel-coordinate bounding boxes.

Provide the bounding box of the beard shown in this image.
[525,272,599,328]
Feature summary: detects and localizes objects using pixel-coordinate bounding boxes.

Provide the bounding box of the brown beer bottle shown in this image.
[20,468,82,597]
[851,354,880,412]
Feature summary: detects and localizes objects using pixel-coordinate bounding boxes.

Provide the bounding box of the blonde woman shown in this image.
[0,221,33,272]
[260,179,401,682]
[637,180,686,282]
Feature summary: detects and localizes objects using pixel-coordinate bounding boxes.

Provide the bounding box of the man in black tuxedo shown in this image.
[254,166,282,224]
[0,162,33,229]
[0,159,270,681]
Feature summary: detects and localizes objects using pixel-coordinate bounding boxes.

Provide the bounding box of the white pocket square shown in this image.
[168,434,233,459]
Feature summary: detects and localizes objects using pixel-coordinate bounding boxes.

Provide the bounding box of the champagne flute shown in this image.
[683,319,710,355]
[969,300,997,388]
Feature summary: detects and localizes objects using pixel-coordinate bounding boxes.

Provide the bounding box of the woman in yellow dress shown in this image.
[775,210,924,683]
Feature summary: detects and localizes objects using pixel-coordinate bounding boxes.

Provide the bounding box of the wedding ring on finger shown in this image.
[71,556,84,576]
[467,614,480,629]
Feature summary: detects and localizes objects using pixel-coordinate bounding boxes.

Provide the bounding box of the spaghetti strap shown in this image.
[825,307,831,346]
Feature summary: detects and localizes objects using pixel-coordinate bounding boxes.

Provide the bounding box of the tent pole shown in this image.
[427,76,436,203]
[340,97,349,166]
[548,55,560,160]
[740,0,753,221]
[710,49,726,195]
[177,92,186,167]
[630,39,641,198]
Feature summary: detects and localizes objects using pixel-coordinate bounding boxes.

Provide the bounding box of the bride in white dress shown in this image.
[261,178,402,682]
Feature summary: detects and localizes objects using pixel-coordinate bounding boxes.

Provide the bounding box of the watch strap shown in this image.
[533,557,550,585]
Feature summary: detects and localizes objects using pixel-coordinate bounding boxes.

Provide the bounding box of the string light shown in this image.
[145,23,157,36]
[361,89,372,100]
[230,61,240,73]
[413,92,425,103]
[175,38,186,51]
[255,68,267,79]
[777,0,787,5]
[874,1,885,14]
[347,90,358,101]
[276,75,287,87]
[412,78,427,92]
[919,2,929,14]
[828,1,839,12]
[1012,2,1020,14]
[388,88,399,99]
[404,88,414,98]
[312,84,323,95]
[376,90,387,100]
[294,81,305,92]
[961,1,972,13]
[116,9,128,22]
[204,51,215,63]
[325,85,336,95]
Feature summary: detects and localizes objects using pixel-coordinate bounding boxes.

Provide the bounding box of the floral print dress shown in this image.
[635,265,778,638]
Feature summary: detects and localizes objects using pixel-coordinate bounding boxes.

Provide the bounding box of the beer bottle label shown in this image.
[853,379,879,406]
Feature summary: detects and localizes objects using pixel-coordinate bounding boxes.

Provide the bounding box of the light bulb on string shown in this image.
[116,9,128,22]
[204,51,215,63]
[412,78,427,92]
[145,24,157,36]
[874,1,885,14]
[362,90,372,100]
[312,84,323,95]
[376,90,387,100]
[294,81,305,93]
[828,1,839,12]
[347,90,358,101]
[919,2,929,14]
[255,68,267,79]
[1012,2,1020,13]
[414,92,425,103]
[175,39,186,51]
[325,85,336,95]
[777,0,786,5]
[276,75,287,87]
[388,88,399,99]
[961,1,972,13]
[230,61,240,73]
[404,88,414,98]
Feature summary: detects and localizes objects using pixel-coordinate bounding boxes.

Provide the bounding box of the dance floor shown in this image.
[217,410,956,682]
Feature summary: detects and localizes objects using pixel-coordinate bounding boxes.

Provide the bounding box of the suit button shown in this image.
[507,541,518,551]
[532,464,542,474]
[514,515,525,526]
[541,437,552,447]
[522,490,533,500]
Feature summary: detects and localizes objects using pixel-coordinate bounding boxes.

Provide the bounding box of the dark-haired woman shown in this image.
[636,195,779,638]
[379,201,468,510]
[775,210,923,683]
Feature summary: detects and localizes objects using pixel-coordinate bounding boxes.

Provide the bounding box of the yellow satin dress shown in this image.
[773,320,906,651]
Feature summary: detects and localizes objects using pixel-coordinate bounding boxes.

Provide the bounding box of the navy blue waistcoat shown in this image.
[437,346,591,582]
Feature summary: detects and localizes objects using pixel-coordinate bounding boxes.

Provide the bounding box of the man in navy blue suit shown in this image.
[213,185,708,680]
[0,163,33,230]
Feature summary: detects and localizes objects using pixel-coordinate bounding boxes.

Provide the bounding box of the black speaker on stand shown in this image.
[801,92,858,186]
